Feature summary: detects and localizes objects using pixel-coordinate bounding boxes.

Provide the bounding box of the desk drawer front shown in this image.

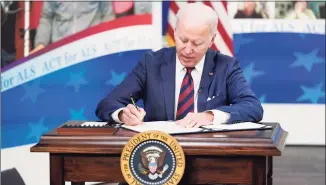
[64,155,124,182]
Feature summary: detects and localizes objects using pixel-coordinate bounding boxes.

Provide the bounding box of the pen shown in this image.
[130,94,140,111]
[130,94,144,122]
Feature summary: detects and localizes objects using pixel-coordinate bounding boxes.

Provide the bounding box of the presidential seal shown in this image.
[121,131,185,185]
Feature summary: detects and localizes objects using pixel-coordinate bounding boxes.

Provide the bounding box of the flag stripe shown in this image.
[211,1,233,38]
[221,1,228,12]
[168,9,177,28]
[215,32,233,56]
[170,1,179,14]
[203,1,234,56]
[167,23,175,43]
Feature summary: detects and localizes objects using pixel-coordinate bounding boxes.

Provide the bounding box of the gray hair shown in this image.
[175,3,218,35]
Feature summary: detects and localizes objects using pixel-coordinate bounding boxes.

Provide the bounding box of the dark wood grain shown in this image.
[181,156,253,184]
[95,146,326,185]
[64,154,125,182]
[252,156,267,185]
[31,122,287,156]
[30,121,288,185]
[267,156,273,185]
[71,182,85,185]
[50,154,64,185]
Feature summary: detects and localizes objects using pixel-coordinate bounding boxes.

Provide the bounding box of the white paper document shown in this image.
[121,121,271,134]
[201,122,272,130]
[122,121,202,134]
[81,122,108,127]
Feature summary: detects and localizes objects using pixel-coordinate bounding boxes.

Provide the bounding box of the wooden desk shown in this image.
[30,122,287,185]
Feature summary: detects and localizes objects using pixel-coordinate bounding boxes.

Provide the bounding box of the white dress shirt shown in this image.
[111,55,230,124]
[174,55,230,124]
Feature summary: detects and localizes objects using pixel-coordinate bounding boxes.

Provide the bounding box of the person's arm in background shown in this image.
[30,2,54,54]
[95,51,152,125]
[216,59,264,124]
[99,1,116,22]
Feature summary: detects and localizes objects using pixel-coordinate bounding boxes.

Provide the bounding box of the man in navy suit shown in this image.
[96,3,263,128]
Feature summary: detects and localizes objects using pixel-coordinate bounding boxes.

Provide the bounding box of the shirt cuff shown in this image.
[206,109,230,125]
[111,108,124,124]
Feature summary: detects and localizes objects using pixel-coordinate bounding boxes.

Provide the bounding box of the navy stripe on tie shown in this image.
[176,67,194,120]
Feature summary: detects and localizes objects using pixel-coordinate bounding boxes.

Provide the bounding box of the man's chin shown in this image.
[180,58,197,67]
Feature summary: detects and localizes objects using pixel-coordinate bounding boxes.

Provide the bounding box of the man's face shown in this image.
[174,20,215,68]
[243,1,256,14]
[295,1,307,11]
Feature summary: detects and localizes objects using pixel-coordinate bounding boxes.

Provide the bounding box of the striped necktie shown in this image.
[176,67,195,120]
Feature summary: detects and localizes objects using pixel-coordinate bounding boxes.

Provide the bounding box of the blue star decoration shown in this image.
[21,79,45,104]
[234,35,255,54]
[27,117,48,142]
[65,71,88,92]
[243,62,265,85]
[106,70,126,86]
[69,108,87,120]
[259,94,267,103]
[290,49,324,72]
[297,83,325,104]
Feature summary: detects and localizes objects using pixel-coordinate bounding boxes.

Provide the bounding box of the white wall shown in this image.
[261,103,325,145]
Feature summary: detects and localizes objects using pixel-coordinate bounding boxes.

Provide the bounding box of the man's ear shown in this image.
[209,33,216,47]
[174,28,177,41]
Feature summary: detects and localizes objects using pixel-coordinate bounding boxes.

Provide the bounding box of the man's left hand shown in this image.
[176,112,214,128]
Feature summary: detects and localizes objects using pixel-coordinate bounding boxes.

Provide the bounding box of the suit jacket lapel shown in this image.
[160,48,176,120]
[197,49,217,112]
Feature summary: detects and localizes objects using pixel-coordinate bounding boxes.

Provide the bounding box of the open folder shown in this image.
[121,121,272,135]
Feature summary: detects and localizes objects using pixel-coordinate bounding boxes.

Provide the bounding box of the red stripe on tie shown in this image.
[181,75,190,88]
[178,85,193,103]
[176,95,194,117]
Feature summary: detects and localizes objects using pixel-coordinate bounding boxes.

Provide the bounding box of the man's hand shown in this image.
[118,104,146,126]
[30,44,45,55]
[176,112,214,128]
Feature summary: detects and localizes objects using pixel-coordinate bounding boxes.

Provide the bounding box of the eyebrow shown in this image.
[179,35,204,44]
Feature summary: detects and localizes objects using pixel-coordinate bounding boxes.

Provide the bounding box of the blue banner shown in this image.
[1,50,147,148]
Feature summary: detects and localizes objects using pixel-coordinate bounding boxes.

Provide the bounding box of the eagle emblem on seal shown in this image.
[138,146,169,180]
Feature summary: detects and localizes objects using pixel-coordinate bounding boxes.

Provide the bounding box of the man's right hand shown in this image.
[118,104,146,126]
[30,44,45,55]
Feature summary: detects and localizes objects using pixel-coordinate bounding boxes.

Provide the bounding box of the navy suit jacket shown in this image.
[96,47,263,124]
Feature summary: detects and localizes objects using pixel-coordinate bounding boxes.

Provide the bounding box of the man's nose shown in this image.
[184,44,193,55]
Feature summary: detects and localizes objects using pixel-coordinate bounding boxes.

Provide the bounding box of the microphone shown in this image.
[198,85,204,93]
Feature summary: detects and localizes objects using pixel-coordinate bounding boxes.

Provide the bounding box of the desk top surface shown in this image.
[30,122,288,156]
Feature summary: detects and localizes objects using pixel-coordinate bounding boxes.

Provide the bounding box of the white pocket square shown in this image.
[206,94,220,102]
[206,96,215,101]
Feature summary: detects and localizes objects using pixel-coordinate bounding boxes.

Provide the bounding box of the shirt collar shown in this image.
[176,54,206,74]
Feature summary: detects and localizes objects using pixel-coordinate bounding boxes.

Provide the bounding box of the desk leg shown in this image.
[252,156,267,185]
[71,183,85,185]
[50,154,64,185]
[267,157,273,185]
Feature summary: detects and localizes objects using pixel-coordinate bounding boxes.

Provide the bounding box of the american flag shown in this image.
[166,1,234,57]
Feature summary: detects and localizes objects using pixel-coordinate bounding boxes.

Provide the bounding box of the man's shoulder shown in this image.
[141,47,176,64]
[144,47,175,57]
[207,48,235,64]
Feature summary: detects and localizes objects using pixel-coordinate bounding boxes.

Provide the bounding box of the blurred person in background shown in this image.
[285,1,316,20]
[113,1,152,18]
[1,1,19,67]
[30,1,115,54]
[309,2,325,19]
[234,1,264,19]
